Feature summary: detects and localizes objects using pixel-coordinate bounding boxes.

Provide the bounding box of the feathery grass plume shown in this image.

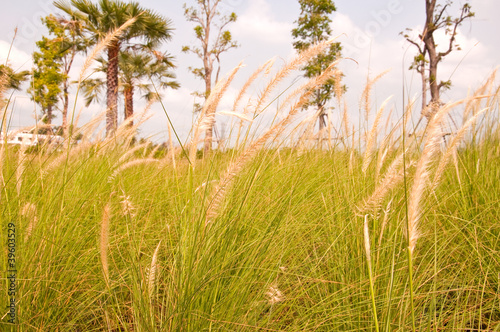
[232,58,275,114]
[341,101,351,147]
[16,142,28,196]
[100,203,111,285]
[217,111,253,123]
[463,70,496,122]
[359,151,415,213]
[407,98,472,254]
[205,60,340,225]
[118,141,151,163]
[119,193,136,219]
[254,38,338,116]
[98,111,153,156]
[431,107,489,191]
[375,115,402,180]
[189,62,244,164]
[22,202,38,242]
[147,143,161,159]
[362,96,392,173]
[275,59,341,121]
[43,141,93,176]
[333,69,344,105]
[108,158,159,182]
[148,240,161,298]
[42,113,105,175]
[265,284,284,305]
[361,69,391,124]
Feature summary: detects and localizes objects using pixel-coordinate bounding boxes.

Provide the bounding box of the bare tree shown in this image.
[403,0,474,119]
[183,0,238,153]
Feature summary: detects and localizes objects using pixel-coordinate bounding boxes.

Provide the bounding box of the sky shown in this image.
[1,0,498,143]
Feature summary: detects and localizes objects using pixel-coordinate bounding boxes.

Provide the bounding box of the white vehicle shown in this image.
[0,127,64,147]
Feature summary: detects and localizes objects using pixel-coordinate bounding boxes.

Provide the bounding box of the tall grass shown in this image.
[1,33,499,331]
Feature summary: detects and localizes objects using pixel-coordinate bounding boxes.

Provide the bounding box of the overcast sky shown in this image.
[1,0,498,143]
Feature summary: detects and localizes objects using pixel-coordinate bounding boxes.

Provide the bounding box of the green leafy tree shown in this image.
[54,0,175,135]
[402,0,474,119]
[29,35,65,125]
[29,14,88,130]
[45,14,90,133]
[183,0,239,152]
[292,0,342,134]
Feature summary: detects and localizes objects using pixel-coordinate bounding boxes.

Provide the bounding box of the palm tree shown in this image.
[80,50,179,126]
[120,50,179,126]
[54,0,174,135]
[0,64,29,91]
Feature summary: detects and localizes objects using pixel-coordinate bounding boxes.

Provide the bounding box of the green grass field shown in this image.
[1,45,500,331]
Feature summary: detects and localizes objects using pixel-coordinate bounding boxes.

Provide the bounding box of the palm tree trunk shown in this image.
[106,40,120,135]
[124,85,134,127]
[62,81,69,136]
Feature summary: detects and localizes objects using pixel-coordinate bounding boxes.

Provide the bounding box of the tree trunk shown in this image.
[203,5,214,154]
[124,85,134,127]
[106,40,120,135]
[420,66,427,113]
[62,81,69,136]
[318,105,327,149]
[203,68,213,153]
[423,0,440,119]
[47,104,52,126]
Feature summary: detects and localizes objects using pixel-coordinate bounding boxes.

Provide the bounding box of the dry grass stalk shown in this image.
[377,198,393,249]
[189,62,244,164]
[254,39,338,116]
[360,151,414,213]
[100,203,111,285]
[205,60,340,225]
[464,70,497,122]
[333,69,344,105]
[148,240,162,298]
[361,69,391,124]
[232,58,275,114]
[98,112,153,156]
[363,215,372,270]
[148,144,161,159]
[118,141,151,163]
[362,96,392,173]
[276,60,341,120]
[342,101,350,146]
[431,107,489,190]
[166,121,177,170]
[43,141,93,176]
[407,98,470,254]
[22,202,38,242]
[108,158,159,182]
[16,142,28,196]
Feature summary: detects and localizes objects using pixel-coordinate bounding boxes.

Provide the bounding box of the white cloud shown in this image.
[233,0,292,45]
[0,40,32,71]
